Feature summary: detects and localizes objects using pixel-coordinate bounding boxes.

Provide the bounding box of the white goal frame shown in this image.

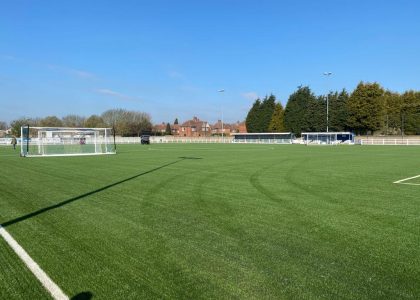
[20,126,116,157]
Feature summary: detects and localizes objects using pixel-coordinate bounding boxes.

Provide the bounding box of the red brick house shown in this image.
[211,120,247,135]
[171,124,180,136]
[154,118,246,137]
[211,120,232,135]
[232,121,247,133]
[180,117,211,137]
[153,122,167,135]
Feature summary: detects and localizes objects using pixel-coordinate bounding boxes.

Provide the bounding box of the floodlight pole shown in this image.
[218,89,225,143]
[323,72,332,132]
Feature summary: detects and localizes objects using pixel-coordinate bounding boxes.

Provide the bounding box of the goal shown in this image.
[20,126,116,157]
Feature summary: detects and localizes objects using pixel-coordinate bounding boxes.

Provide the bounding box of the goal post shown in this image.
[20,126,116,157]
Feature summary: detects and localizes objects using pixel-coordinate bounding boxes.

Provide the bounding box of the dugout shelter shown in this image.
[302,132,355,145]
[233,133,295,144]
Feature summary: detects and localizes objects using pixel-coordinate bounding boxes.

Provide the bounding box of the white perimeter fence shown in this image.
[1,136,420,146]
[97,136,291,144]
[0,138,14,146]
[128,136,233,144]
[0,136,234,146]
[358,138,420,145]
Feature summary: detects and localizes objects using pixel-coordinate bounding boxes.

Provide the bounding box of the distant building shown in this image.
[211,120,247,135]
[211,120,231,136]
[153,118,246,137]
[171,124,180,136]
[0,128,12,138]
[180,117,210,137]
[153,122,167,135]
[232,121,247,134]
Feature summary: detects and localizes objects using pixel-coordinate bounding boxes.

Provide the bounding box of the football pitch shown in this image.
[0,144,419,299]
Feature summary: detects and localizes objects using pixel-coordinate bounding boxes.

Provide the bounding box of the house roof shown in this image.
[153,123,166,131]
[180,117,208,128]
[212,120,233,130]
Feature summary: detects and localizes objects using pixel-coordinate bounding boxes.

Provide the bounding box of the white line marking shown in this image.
[0,226,68,300]
[396,183,420,186]
[393,174,420,184]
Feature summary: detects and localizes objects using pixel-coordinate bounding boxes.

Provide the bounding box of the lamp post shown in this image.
[218,89,225,142]
[323,72,332,132]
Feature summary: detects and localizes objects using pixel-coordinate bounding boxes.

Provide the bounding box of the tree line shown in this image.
[7,109,152,137]
[246,82,420,136]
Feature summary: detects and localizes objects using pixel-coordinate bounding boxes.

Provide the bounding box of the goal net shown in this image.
[20,126,116,157]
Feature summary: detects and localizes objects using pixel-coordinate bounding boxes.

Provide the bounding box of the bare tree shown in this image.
[0,121,8,130]
[84,115,106,128]
[101,109,152,136]
[101,109,131,136]
[128,111,152,136]
[62,114,86,127]
[39,116,63,127]
[10,117,38,137]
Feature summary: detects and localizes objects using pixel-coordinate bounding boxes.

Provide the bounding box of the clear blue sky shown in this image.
[1,0,419,124]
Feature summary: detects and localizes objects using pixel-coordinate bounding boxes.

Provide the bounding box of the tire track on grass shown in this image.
[248,158,298,205]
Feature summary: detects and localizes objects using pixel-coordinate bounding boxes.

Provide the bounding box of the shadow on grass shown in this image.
[71,291,93,300]
[1,157,201,228]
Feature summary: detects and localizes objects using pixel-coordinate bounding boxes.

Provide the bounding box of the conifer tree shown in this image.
[347,82,385,135]
[245,99,261,132]
[245,95,277,132]
[383,91,402,134]
[284,86,317,136]
[268,103,285,132]
[308,96,325,132]
[401,91,420,135]
[260,94,276,132]
[165,123,172,135]
[328,89,349,132]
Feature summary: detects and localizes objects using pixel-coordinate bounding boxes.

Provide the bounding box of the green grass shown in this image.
[0,144,419,299]
[0,238,52,299]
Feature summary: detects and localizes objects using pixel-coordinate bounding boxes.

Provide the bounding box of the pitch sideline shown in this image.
[0,225,68,300]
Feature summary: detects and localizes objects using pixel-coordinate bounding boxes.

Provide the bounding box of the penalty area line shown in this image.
[393,174,420,184]
[0,225,68,300]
